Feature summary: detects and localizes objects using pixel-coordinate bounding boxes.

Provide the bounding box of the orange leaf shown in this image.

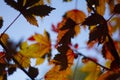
[45,65,71,80]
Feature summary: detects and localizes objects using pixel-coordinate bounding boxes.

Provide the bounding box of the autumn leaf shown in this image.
[0,52,6,64]
[110,16,120,33]
[4,0,55,26]
[113,4,120,14]
[0,34,9,46]
[45,65,71,80]
[102,35,120,61]
[82,13,106,26]
[52,49,75,70]
[98,71,120,80]
[19,30,51,65]
[14,53,30,68]
[0,17,3,29]
[80,61,101,80]
[88,24,108,44]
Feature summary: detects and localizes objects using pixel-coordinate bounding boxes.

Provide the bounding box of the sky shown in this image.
[0,0,106,80]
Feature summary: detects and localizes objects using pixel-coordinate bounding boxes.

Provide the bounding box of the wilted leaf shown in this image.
[28,66,39,78]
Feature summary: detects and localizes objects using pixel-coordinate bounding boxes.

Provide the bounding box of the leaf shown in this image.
[110,16,120,33]
[88,24,108,44]
[45,65,71,80]
[28,66,39,78]
[4,0,55,26]
[0,52,6,64]
[14,53,30,68]
[113,4,120,14]
[57,18,76,46]
[35,58,44,65]
[102,35,120,61]
[27,5,55,17]
[96,0,106,15]
[64,9,86,24]
[8,65,16,75]
[52,49,75,70]
[82,13,106,26]
[0,34,9,46]
[0,17,3,29]
[98,71,120,80]
[80,61,101,80]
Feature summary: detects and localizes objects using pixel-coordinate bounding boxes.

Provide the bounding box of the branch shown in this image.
[74,50,111,71]
[0,13,21,39]
[0,40,35,80]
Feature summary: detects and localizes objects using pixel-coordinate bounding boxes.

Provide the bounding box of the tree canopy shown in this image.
[0,0,120,80]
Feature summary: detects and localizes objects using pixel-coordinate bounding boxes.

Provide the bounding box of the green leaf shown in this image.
[0,17,3,28]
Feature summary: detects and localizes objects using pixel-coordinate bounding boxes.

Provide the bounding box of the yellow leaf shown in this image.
[45,65,71,80]
[80,61,101,80]
[96,0,106,16]
[35,58,44,65]
[14,53,30,68]
[0,34,9,45]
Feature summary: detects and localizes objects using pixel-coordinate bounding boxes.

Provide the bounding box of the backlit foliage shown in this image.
[0,0,120,80]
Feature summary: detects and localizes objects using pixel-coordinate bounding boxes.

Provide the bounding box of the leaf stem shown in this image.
[0,40,35,80]
[74,50,111,71]
[0,13,21,39]
[107,13,115,22]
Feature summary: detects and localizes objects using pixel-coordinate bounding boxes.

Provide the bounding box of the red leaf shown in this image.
[51,24,58,33]
[28,36,35,41]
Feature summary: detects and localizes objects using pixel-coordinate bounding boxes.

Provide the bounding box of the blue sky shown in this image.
[0,0,106,80]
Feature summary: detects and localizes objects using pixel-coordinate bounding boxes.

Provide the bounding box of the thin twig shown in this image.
[0,13,21,39]
[74,50,111,71]
[0,40,35,80]
[107,13,115,22]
